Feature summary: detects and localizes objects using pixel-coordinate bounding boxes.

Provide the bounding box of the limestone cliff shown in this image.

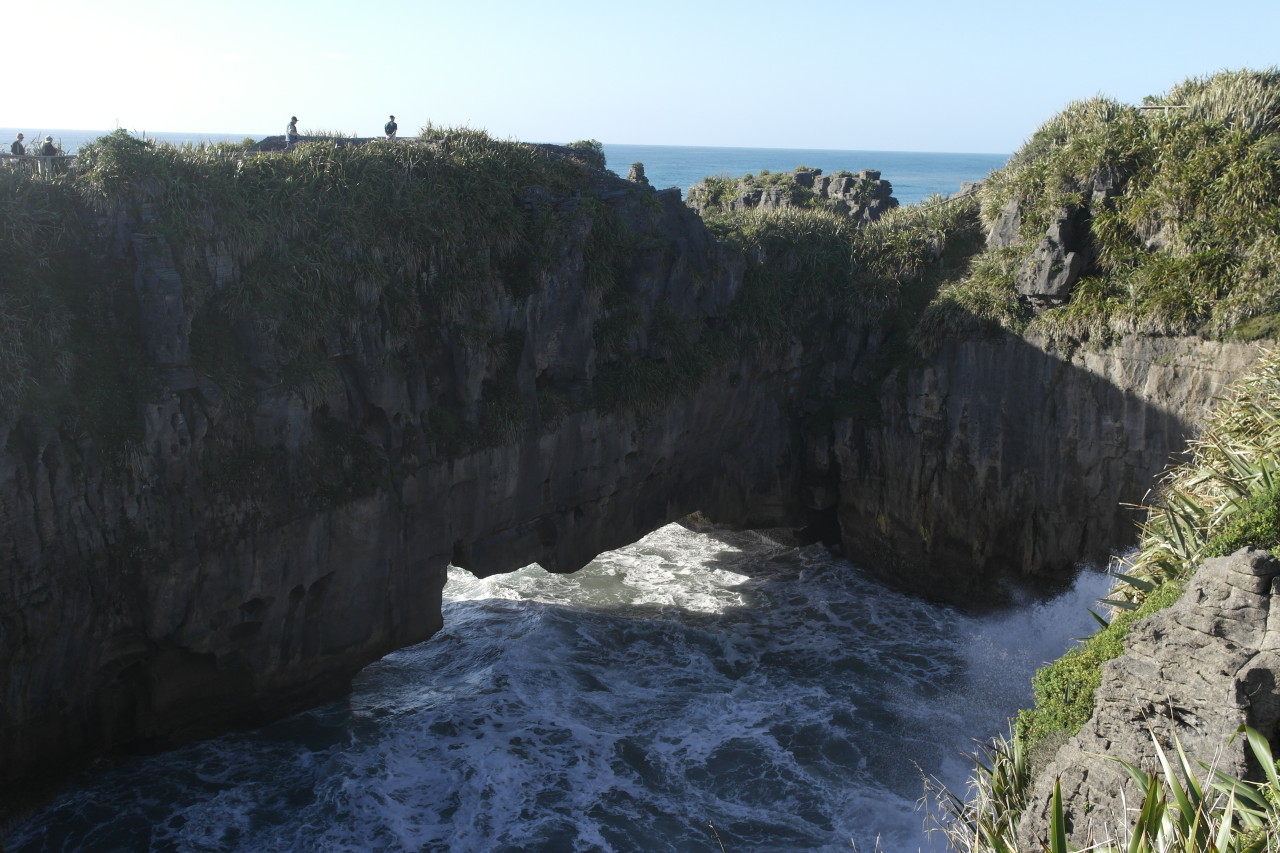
[0,136,1264,813]
[834,335,1261,603]
[0,143,871,800]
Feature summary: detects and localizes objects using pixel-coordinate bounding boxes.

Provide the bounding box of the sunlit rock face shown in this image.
[1015,547,1280,850]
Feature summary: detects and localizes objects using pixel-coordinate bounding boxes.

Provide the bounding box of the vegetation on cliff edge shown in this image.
[925,67,1280,345]
[1014,346,1280,751]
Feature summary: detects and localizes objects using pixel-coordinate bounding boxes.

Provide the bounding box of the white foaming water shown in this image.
[6,524,1109,853]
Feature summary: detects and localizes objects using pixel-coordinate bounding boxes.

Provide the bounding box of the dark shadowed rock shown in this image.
[833,334,1260,604]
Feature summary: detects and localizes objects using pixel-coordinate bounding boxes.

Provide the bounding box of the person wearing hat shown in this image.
[384,115,397,140]
[40,136,57,156]
[285,116,299,149]
[10,133,24,156]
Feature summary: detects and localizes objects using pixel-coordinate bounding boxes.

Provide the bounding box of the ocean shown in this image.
[1,132,1040,852]
[5,526,1106,853]
[0,129,1009,207]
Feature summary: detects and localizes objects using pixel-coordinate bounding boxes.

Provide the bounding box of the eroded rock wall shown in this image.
[0,153,1266,811]
[833,334,1262,603]
[0,165,869,799]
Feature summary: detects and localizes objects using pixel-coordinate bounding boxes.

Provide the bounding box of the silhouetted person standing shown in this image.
[40,136,56,156]
[286,116,299,149]
[10,133,24,155]
[385,115,397,140]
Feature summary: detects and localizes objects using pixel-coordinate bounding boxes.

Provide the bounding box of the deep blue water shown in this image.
[1,129,1007,208]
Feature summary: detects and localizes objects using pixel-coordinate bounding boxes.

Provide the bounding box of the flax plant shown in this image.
[1037,728,1280,853]
[925,728,1030,853]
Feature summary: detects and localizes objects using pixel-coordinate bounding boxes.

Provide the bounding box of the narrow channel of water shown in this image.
[7,524,1108,852]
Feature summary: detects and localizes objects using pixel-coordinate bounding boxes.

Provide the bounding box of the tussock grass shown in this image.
[928,68,1280,345]
[1111,347,1280,599]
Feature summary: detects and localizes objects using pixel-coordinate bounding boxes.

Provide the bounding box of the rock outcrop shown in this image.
[832,334,1260,603]
[685,167,898,221]
[1016,548,1280,849]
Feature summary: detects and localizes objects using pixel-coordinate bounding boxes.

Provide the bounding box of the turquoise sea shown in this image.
[1,129,1009,207]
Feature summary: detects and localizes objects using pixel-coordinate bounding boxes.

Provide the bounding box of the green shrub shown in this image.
[565,139,606,170]
[923,68,1280,345]
[1203,481,1280,557]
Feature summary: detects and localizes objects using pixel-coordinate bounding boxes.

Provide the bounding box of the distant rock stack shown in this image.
[685,167,898,222]
[627,162,650,185]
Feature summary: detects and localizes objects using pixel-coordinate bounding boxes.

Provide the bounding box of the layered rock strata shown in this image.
[1016,548,1280,849]
[0,152,1263,811]
[833,334,1260,603]
[0,160,866,801]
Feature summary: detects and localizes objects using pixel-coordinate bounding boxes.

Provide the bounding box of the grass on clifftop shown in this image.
[703,190,986,344]
[0,127,618,434]
[926,67,1280,346]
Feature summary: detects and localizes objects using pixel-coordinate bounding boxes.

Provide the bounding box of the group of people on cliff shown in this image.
[281,115,400,150]
[9,133,58,157]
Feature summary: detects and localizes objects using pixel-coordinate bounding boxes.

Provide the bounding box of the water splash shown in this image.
[6,524,1107,852]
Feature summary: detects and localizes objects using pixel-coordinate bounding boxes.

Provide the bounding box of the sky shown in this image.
[7,0,1279,154]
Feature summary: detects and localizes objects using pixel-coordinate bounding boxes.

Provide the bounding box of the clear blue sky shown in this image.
[10,0,1279,154]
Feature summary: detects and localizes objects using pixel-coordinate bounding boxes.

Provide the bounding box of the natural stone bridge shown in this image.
[0,150,1260,809]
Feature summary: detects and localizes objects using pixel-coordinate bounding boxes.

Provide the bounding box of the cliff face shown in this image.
[0,159,875,796]
[834,335,1262,603]
[0,149,1262,805]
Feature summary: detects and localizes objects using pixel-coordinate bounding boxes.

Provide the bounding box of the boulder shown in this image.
[1015,215,1087,306]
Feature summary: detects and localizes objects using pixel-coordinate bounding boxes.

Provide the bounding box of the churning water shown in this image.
[6,524,1108,852]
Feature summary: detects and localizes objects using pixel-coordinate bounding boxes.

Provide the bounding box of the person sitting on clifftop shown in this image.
[385,115,397,140]
[286,116,299,149]
[10,133,24,155]
[40,136,56,156]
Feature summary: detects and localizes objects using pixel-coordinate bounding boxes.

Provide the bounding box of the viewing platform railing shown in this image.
[1,152,78,175]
